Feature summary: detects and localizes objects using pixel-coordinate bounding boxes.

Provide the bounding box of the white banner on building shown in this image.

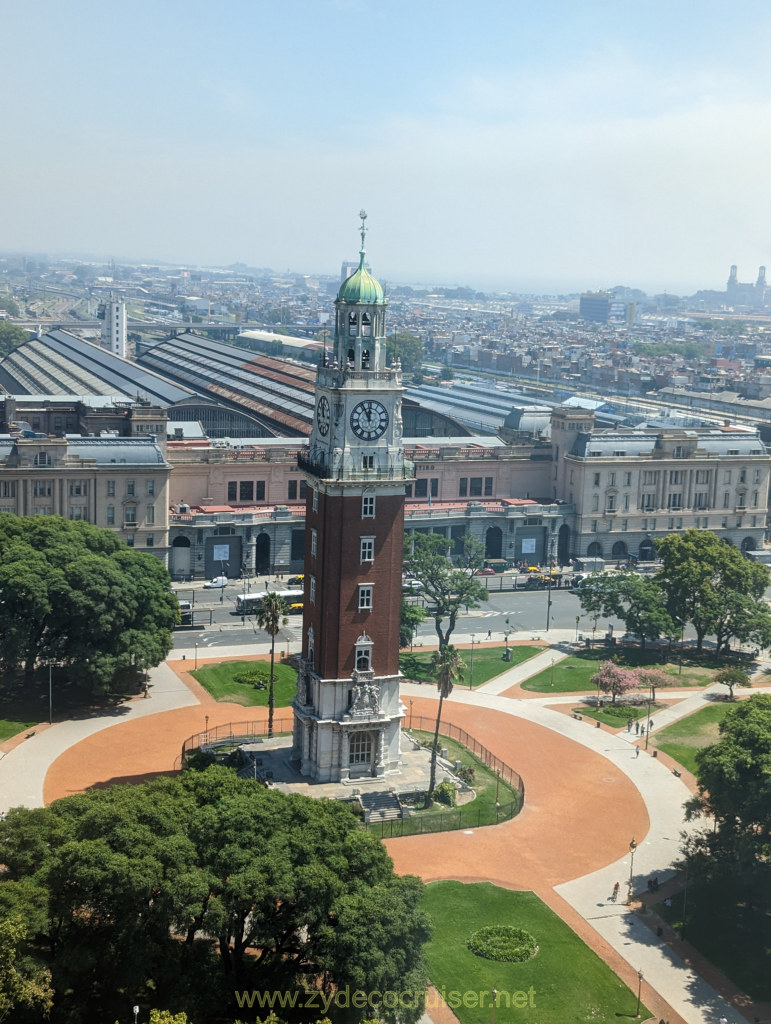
[521,538,536,554]
[213,543,230,562]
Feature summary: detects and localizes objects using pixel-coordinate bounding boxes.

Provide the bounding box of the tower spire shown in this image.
[358,209,368,267]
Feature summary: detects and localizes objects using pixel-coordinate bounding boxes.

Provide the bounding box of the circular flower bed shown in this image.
[466,925,538,962]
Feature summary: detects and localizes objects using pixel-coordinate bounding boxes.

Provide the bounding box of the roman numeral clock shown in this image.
[292,211,414,783]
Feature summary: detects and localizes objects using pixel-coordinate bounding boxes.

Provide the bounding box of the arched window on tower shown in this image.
[348,312,357,336]
[362,348,371,369]
[307,626,315,668]
[361,313,371,337]
[355,632,373,672]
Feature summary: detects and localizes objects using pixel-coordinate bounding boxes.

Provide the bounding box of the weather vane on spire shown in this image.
[359,209,368,256]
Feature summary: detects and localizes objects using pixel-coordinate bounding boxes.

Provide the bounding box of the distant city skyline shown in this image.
[3,1,771,295]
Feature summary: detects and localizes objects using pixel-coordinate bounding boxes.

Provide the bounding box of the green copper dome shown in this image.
[337,262,385,304]
[336,209,385,304]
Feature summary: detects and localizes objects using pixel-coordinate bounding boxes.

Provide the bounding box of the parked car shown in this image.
[287,575,304,587]
[402,578,423,592]
[203,576,228,589]
[289,602,304,614]
[475,567,496,575]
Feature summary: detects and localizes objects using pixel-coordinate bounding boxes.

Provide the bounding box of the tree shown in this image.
[400,599,425,648]
[403,533,488,647]
[255,592,289,737]
[0,768,430,1023]
[0,515,177,694]
[714,666,749,701]
[386,332,424,373]
[577,572,674,648]
[0,322,28,358]
[0,296,20,317]
[656,530,771,652]
[427,645,464,801]
[685,694,771,904]
[591,659,637,705]
[0,916,53,1023]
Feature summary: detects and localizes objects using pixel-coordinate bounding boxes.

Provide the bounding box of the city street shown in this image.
[171,575,615,653]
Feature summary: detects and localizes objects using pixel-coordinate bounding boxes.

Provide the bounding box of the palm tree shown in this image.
[427,644,464,804]
[255,592,289,738]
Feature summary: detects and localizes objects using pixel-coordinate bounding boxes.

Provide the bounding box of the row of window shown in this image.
[592,489,761,512]
[591,468,761,487]
[226,479,307,502]
[590,515,761,533]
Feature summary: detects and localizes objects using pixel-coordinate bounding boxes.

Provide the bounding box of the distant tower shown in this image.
[757,266,767,287]
[293,211,412,782]
[99,297,127,358]
[726,265,738,301]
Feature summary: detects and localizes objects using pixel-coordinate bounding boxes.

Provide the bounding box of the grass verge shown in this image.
[521,648,718,693]
[573,704,651,727]
[191,660,297,708]
[423,881,649,1024]
[649,702,733,775]
[400,645,540,687]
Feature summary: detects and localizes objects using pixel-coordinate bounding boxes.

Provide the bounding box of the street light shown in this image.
[194,642,198,670]
[409,698,414,730]
[644,684,654,750]
[205,714,209,737]
[635,970,643,1018]
[133,1007,139,1024]
[469,634,476,689]
[626,838,637,905]
[575,615,580,643]
[491,988,497,1024]
[48,662,53,725]
[545,577,552,631]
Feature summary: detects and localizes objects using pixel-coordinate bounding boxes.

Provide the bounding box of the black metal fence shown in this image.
[180,714,295,766]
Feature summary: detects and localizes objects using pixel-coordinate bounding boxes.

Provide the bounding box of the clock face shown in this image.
[316,395,330,436]
[350,399,389,440]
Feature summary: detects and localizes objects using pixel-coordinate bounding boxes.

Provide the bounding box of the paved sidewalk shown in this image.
[0,662,198,811]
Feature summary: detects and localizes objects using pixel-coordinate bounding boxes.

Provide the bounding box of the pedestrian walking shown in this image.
[486,629,492,640]
[635,746,641,758]
[612,881,620,901]
[635,721,640,735]
[627,718,633,733]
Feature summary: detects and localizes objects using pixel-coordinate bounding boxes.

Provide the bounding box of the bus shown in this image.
[235,589,303,615]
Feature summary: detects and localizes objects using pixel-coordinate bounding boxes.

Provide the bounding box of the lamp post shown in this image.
[469,634,476,690]
[545,577,552,631]
[205,714,209,738]
[48,662,53,725]
[626,838,637,905]
[133,1006,139,1024]
[409,698,414,730]
[194,642,198,670]
[635,970,643,1018]
[681,856,689,940]
[575,615,580,643]
[644,685,653,750]
[491,988,497,1024]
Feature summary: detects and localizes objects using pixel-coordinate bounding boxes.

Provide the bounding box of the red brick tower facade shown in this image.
[292,212,413,782]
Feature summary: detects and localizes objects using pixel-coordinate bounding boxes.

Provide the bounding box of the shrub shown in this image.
[233,666,270,686]
[456,764,475,785]
[467,925,538,962]
[433,781,457,806]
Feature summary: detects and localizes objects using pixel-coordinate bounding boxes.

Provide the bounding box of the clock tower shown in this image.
[293,211,413,782]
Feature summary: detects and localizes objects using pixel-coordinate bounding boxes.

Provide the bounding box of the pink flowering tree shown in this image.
[636,668,670,703]
[591,659,637,705]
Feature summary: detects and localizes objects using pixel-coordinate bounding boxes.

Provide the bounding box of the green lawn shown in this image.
[650,702,733,775]
[191,660,297,707]
[423,881,648,1024]
[400,645,540,687]
[573,704,651,727]
[521,648,718,693]
[0,713,39,743]
[656,882,771,1001]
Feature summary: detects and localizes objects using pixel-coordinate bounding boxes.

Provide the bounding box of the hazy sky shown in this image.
[4,0,771,294]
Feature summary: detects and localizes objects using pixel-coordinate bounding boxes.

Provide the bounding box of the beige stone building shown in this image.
[551,408,771,561]
[0,436,171,560]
